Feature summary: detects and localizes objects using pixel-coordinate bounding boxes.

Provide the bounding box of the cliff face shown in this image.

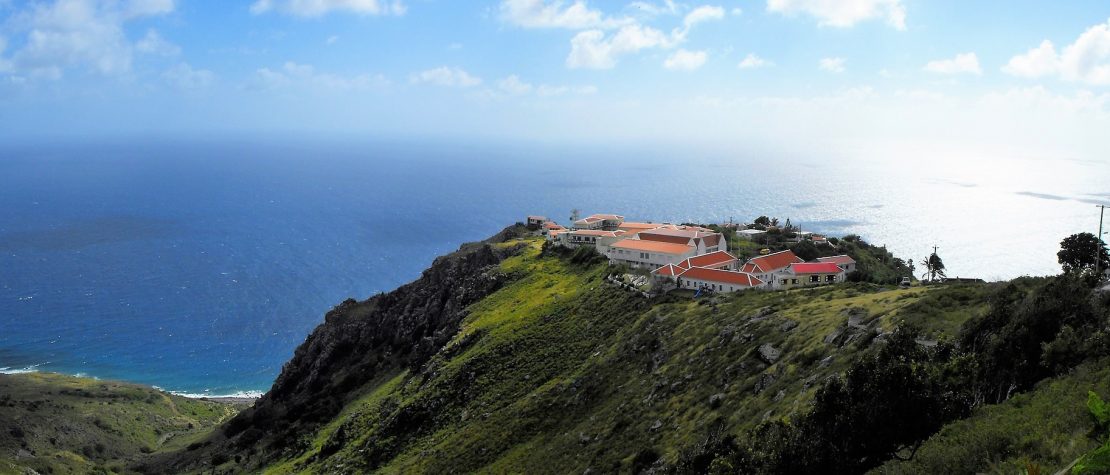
[158,225,530,472]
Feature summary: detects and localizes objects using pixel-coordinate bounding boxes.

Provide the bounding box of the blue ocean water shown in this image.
[1,139,1108,395]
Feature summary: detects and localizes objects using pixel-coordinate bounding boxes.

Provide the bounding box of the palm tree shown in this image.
[920,252,946,281]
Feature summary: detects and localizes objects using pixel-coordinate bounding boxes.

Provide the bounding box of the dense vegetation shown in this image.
[0,372,241,474]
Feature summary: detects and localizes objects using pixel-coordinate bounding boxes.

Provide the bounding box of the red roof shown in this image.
[817,255,856,265]
[652,264,682,276]
[679,267,763,287]
[611,239,694,255]
[570,229,624,237]
[744,250,803,273]
[683,251,736,269]
[638,233,692,245]
[789,262,843,274]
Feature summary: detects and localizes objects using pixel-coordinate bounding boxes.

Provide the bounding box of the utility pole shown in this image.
[1097,205,1106,277]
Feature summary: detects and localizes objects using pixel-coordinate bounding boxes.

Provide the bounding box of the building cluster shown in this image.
[528,213,856,293]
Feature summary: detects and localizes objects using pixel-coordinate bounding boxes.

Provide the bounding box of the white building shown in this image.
[608,239,697,269]
[740,250,804,289]
[817,255,857,273]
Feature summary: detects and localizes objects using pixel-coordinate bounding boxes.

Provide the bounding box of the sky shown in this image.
[1,0,1109,158]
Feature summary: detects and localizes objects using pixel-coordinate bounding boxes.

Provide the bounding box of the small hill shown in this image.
[164,229,989,474]
[0,372,242,474]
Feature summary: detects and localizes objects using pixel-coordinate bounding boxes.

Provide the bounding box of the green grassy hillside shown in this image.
[254,237,990,474]
[0,372,243,474]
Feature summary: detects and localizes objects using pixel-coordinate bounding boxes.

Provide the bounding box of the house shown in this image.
[817,255,857,273]
[735,229,767,240]
[740,250,804,288]
[608,239,697,269]
[526,215,548,227]
[637,228,726,254]
[675,266,764,293]
[541,221,566,236]
[774,262,845,289]
[547,229,567,242]
[574,214,625,230]
[558,229,626,250]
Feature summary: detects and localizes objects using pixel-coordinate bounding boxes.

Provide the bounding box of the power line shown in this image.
[1098,205,1106,277]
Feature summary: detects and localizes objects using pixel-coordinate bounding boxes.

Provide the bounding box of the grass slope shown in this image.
[872,358,1110,475]
[0,372,243,474]
[260,237,990,474]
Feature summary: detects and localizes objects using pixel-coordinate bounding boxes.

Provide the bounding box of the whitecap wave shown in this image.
[168,389,264,399]
[0,364,43,374]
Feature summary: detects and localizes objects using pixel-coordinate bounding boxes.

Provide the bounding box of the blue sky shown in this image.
[1,0,1109,158]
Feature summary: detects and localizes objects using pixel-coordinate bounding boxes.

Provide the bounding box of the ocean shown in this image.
[1,138,1107,396]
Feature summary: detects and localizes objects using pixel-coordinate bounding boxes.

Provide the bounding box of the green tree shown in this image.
[753,216,771,227]
[920,253,946,281]
[1057,232,1109,275]
[791,240,820,262]
[569,208,580,224]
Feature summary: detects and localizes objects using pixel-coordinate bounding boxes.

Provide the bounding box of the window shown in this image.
[780,279,788,285]
[810,275,819,283]
[826,275,835,282]
[791,279,799,284]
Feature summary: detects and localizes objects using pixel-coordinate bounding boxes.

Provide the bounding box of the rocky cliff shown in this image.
[149,225,531,473]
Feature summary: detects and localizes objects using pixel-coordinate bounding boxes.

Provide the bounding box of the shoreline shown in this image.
[0,368,264,403]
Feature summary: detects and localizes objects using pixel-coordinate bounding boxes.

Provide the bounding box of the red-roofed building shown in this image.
[740,250,804,288]
[676,267,763,293]
[573,214,625,231]
[608,238,697,269]
[637,228,726,255]
[774,262,846,289]
[817,255,857,273]
[557,229,627,252]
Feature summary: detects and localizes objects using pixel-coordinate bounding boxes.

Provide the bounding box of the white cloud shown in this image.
[252,61,390,91]
[683,5,725,29]
[819,57,846,73]
[326,35,339,45]
[410,66,482,87]
[1003,19,1110,86]
[499,0,629,29]
[162,62,214,89]
[566,23,674,69]
[1002,40,1058,78]
[663,48,707,70]
[731,7,743,16]
[498,74,533,95]
[135,29,180,56]
[767,0,905,30]
[737,53,769,69]
[923,52,981,75]
[2,0,176,79]
[249,0,406,17]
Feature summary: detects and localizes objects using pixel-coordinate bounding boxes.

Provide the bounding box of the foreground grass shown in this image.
[0,372,244,474]
[259,237,992,474]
